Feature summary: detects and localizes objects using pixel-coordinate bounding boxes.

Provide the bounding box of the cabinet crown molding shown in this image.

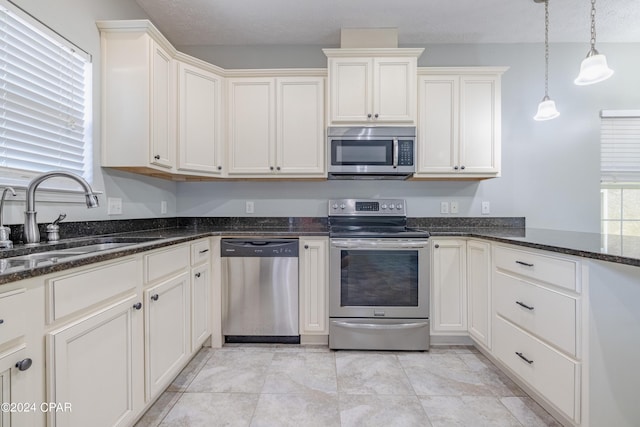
[323,48,425,58]
[418,66,510,75]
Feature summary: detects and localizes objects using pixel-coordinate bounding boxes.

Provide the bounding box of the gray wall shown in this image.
[178,42,640,232]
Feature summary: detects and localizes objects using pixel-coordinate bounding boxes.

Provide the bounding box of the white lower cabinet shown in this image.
[47,295,144,427]
[299,237,329,338]
[467,239,491,349]
[144,272,190,400]
[431,238,467,334]
[190,239,212,353]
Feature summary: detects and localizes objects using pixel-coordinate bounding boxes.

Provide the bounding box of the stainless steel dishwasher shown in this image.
[221,239,299,343]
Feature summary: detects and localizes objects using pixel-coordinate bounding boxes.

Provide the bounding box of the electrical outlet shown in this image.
[246,201,255,214]
[450,201,459,214]
[482,201,491,215]
[107,197,122,215]
[161,200,167,215]
[440,201,449,214]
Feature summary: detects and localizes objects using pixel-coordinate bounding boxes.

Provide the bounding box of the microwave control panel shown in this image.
[398,140,414,166]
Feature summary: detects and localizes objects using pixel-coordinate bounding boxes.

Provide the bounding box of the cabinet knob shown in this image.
[270,166,274,171]
[133,302,142,310]
[374,113,379,119]
[276,166,281,171]
[304,245,309,249]
[15,358,32,371]
[367,113,372,119]
[453,166,459,170]
[154,155,160,160]
[0,319,4,325]
[150,294,159,301]
[434,244,439,248]
[460,165,466,170]
[217,166,222,170]
[195,272,201,278]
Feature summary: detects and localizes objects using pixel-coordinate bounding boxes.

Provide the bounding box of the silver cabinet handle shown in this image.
[516,260,534,267]
[515,352,534,364]
[516,301,534,310]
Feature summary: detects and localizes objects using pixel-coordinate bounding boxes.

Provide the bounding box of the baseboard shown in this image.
[429,334,474,346]
[300,334,329,345]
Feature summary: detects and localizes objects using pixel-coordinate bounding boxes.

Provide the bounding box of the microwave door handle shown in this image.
[393,138,399,168]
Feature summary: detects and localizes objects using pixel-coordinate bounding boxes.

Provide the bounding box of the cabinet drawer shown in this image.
[494,246,578,291]
[190,239,211,266]
[493,315,579,422]
[0,289,26,343]
[145,244,189,283]
[47,258,139,323]
[494,272,577,356]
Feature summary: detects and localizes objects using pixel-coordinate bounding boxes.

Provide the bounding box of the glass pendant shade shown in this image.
[534,96,560,121]
[574,49,614,85]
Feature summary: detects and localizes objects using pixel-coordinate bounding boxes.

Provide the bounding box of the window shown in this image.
[600,110,640,236]
[0,0,92,189]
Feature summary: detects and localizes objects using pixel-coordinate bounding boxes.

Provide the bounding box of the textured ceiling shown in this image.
[135,0,640,46]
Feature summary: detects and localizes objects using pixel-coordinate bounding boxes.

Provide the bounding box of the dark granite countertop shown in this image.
[2,216,639,286]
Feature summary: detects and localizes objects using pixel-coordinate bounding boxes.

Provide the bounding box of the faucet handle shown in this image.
[52,213,67,226]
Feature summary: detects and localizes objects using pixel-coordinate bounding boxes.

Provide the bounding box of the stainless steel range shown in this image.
[328,199,430,351]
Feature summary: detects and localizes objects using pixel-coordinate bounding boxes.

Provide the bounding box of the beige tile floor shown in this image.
[135,345,562,427]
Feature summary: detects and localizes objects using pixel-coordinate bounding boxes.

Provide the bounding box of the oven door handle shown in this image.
[331,240,429,249]
[332,321,429,330]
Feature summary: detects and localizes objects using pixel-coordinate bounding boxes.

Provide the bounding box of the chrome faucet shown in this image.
[23,171,100,244]
[0,187,17,249]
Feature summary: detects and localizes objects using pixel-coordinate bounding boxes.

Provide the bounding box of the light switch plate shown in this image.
[440,201,449,214]
[107,197,122,215]
[481,201,490,215]
[450,201,459,214]
[246,201,255,214]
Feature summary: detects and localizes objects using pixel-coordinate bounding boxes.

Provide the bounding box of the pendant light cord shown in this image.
[544,0,550,98]
[590,0,597,52]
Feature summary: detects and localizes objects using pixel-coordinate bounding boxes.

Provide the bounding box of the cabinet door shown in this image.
[0,345,30,427]
[276,77,326,176]
[191,264,211,352]
[459,75,500,174]
[299,238,328,335]
[47,295,143,427]
[149,41,176,169]
[227,78,275,175]
[467,240,491,349]
[431,239,467,333]
[416,75,459,174]
[177,62,223,174]
[373,57,416,123]
[329,57,372,123]
[145,272,190,400]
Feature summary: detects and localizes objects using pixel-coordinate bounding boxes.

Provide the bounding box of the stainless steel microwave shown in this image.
[327,127,416,180]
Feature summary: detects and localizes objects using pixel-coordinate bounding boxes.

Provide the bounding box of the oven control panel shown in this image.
[328,199,407,216]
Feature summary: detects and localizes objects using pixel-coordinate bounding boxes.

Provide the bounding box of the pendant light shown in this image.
[533,0,559,121]
[574,0,614,85]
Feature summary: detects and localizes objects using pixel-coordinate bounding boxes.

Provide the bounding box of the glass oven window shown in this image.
[340,250,418,306]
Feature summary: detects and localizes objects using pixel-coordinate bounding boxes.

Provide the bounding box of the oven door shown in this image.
[329,238,429,318]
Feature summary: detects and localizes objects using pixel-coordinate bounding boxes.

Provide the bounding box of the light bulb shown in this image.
[534,96,560,121]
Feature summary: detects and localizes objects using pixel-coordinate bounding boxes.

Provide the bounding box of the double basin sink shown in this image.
[1,236,166,273]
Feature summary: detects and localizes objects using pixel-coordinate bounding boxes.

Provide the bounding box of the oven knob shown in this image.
[340,204,346,209]
[332,203,338,210]
[381,204,387,210]
[397,203,403,210]
[389,204,395,210]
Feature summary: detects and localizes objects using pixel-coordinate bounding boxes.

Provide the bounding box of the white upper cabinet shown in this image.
[227,75,326,178]
[324,49,423,125]
[99,21,177,173]
[415,68,507,179]
[177,60,224,175]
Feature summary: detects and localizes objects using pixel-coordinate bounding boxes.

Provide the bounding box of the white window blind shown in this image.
[0,0,92,183]
[601,110,640,184]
